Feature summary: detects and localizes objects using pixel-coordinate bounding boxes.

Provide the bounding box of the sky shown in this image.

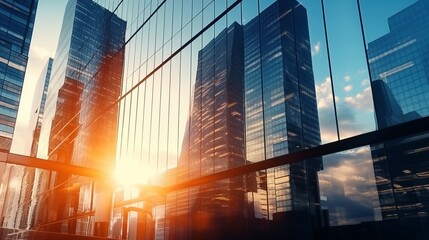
[10,0,67,155]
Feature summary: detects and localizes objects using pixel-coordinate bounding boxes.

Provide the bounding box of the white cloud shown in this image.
[344,75,351,82]
[344,87,373,111]
[311,41,321,56]
[361,79,369,86]
[316,78,376,143]
[318,146,381,225]
[344,85,353,92]
[316,77,335,109]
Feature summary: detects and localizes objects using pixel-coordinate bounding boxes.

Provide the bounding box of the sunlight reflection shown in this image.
[114,161,157,186]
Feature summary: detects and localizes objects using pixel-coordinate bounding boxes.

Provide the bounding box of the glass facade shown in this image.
[366,0,429,225]
[0,0,38,150]
[244,2,322,228]
[0,0,429,239]
[33,0,126,234]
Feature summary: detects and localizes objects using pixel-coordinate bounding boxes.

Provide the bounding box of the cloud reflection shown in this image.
[319,147,382,226]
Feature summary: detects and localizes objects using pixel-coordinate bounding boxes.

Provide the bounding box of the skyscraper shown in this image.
[169,22,245,239]
[34,0,125,233]
[30,57,53,157]
[244,0,322,235]
[2,0,428,238]
[167,0,323,238]
[0,0,38,230]
[368,0,429,119]
[368,0,429,221]
[38,0,126,169]
[0,0,38,150]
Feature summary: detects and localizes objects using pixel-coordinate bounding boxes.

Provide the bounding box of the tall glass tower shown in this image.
[169,22,245,239]
[0,0,38,230]
[244,0,322,235]
[38,0,126,168]
[156,1,323,238]
[0,0,38,150]
[368,0,429,221]
[368,0,429,119]
[34,0,125,233]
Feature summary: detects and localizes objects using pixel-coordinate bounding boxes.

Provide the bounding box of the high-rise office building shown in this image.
[368,0,429,221]
[3,0,429,239]
[38,0,125,167]
[244,0,322,235]
[368,0,429,119]
[30,57,53,157]
[168,22,245,239]
[164,1,322,238]
[34,0,125,233]
[0,0,38,230]
[371,79,429,221]
[0,0,38,150]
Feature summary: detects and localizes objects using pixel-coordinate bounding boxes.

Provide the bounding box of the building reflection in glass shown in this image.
[166,22,246,239]
[160,0,323,238]
[0,0,38,230]
[31,0,126,234]
[0,0,38,150]
[244,0,323,237]
[368,0,429,224]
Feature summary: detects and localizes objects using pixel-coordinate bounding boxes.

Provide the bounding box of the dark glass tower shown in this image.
[34,0,125,233]
[0,0,38,150]
[244,0,322,236]
[371,79,429,221]
[169,22,246,240]
[368,0,429,119]
[368,0,429,221]
[0,0,38,230]
[166,0,323,238]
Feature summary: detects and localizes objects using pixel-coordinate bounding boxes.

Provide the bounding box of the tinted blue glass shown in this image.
[0,0,37,149]
[6,0,429,239]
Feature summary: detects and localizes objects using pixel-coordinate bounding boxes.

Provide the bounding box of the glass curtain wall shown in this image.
[1,0,428,239]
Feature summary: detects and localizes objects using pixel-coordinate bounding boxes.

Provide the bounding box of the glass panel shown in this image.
[7,0,429,239]
[359,0,428,129]
[323,0,376,139]
[0,163,96,236]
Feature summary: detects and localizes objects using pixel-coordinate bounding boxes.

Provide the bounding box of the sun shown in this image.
[114,160,157,186]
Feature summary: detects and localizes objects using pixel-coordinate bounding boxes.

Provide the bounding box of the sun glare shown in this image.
[114,161,157,186]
